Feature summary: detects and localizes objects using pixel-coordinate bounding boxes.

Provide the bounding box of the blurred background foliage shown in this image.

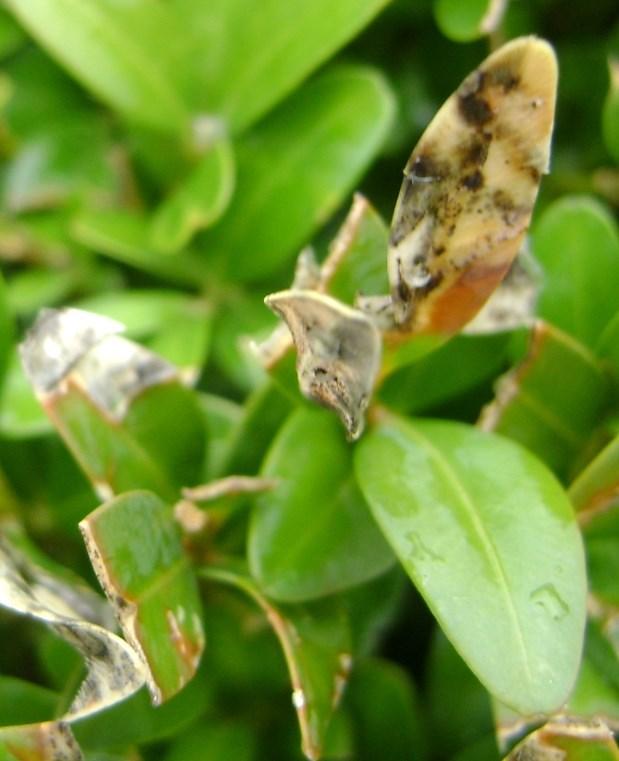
[0,1,618,760]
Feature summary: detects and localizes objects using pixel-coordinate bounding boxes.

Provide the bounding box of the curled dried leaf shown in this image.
[19,308,123,394]
[265,290,381,440]
[20,308,177,422]
[0,537,146,723]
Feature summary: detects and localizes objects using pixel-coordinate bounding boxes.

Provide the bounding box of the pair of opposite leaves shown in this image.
[265,36,557,440]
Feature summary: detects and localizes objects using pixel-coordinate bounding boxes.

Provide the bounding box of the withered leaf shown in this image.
[265,290,381,440]
[387,36,557,335]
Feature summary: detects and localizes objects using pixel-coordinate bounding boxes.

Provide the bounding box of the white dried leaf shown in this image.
[19,308,124,394]
[20,308,177,421]
[464,246,542,334]
[0,537,146,722]
[265,290,381,440]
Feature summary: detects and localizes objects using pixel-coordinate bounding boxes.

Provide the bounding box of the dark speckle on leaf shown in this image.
[462,170,484,191]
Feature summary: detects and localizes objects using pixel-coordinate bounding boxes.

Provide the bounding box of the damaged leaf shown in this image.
[200,562,352,761]
[19,307,206,500]
[504,717,619,760]
[265,290,381,440]
[386,36,557,335]
[479,322,609,479]
[80,490,205,704]
[0,722,82,761]
[0,536,147,758]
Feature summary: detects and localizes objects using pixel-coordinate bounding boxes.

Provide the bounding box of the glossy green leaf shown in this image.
[434,0,500,41]
[380,333,510,415]
[48,377,206,501]
[80,490,205,704]
[219,380,294,477]
[532,196,619,348]
[198,393,242,480]
[72,210,212,285]
[355,415,587,714]
[4,0,188,133]
[427,630,494,760]
[201,562,351,761]
[150,137,235,254]
[342,567,406,657]
[211,292,275,393]
[323,194,389,304]
[201,66,395,282]
[480,322,609,479]
[171,0,390,133]
[346,658,426,761]
[603,62,619,163]
[249,408,394,602]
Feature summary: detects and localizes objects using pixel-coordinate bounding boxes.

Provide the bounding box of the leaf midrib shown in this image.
[402,423,535,687]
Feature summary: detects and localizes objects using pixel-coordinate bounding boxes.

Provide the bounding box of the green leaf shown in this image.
[150,137,236,254]
[0,271,13,394]
[580,506,619,608]
[210,291,275,393]
[72,210,213,285]
[434,0,499,42]
[219,380,294,477]
[346,658,427,761]
[479,322,609,480]
[171,0,391,133]
[249,408,394,602]
[380,333,511,415]
[532,196,619,348]
[76,290,212,379]
[0,350,52,438]
[198,393,242,481]
[3,116,117,213]
[597,308,619,380]
[570,433,619,517]
[201,562,351,761]
[322,193,390,304]
[162,721,256,761]
[80,490,205,704]
[0,8,25,59]
[426,630,494,760]
[355,415,587,714]
[0,677,58,726]
[201,65,395,282]
[602,61,619,163]
[4,0,188,133]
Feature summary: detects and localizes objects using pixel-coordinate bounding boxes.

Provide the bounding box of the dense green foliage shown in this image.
[0,1,619,760]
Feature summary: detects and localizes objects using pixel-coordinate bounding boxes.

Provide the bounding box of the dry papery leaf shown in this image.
[0,537,146,758]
